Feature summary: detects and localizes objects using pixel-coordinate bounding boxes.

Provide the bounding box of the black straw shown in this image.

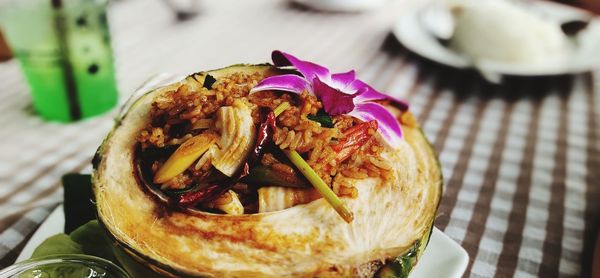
[52,0,82,121]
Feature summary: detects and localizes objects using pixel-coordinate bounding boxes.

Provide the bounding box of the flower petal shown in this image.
[349,102,403,147]
[313,77,357,116]
[330,70,356,90]
[350,80,409,111]
[250,74,311,95]
[272,50,330,82]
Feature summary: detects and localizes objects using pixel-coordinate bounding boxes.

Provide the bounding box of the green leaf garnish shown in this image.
[307,109,334,128]
[31,221,116,262]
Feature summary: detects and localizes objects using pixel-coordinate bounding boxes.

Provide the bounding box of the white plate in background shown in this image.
[393,0,600,82]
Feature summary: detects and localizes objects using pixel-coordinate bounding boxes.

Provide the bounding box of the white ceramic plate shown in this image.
[17,204,468,277]
[392,0,600,82]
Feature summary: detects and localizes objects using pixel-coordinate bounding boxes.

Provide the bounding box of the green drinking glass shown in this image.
[0,0,118,122]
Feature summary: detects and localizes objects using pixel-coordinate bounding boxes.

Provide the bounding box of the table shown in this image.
[0,0,598,277]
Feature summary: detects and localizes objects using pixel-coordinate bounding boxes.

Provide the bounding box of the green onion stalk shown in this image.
[273,102,354,223]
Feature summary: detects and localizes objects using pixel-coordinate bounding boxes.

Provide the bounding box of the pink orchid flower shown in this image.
[250,51,409,147]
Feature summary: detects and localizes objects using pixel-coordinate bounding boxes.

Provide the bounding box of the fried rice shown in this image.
[136,71,394,212]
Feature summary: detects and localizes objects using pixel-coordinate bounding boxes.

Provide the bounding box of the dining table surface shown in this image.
[0,0,598,277]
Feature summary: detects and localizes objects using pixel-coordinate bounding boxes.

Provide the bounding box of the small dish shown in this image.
[2,254,130,278]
